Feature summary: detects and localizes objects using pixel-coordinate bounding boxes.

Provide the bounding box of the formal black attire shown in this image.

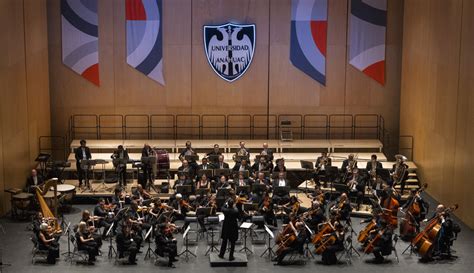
[219,204,239,260]
[75,146,91,187]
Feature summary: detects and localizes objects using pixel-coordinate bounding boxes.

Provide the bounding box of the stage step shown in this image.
[209,253,247,267]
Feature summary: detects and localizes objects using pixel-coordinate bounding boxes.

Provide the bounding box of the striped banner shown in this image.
[349,0,387,85]
[126,0,164,85]
[290,0,328,85]
[61,0,99,86]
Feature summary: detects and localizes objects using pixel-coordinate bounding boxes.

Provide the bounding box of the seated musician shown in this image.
[306,201,326,232]
[25,169,44,193]
[259,192,277,227]
[111,187,125,211]
[346,168,366,211]
[216,175,231,189]
[169,194,189,221]
[111,145,129,187]
[316,151,332,170]
[273,158,286,173]
[400,189,428,233]
[391,155,409,193]
[332,193,351,223]
[234,172,251,187]
[369,219,393,264]
[178,160,196,179]
[233,141,250,163]
[141,143,155,188]
[252,156,273,175]
[132,184,152,206]
[76,221,99,264]
[155,223,179,267]
[216,154,229,169]
[341,154,358,180]
[93,198,113,237]
[260,142,274,161]
[179,141,198,170]
[80,210,103,248]
[193,193,216,232]
[197,157,214,170]
[282,196,301,223]
[207,143,222,157]
[427,204,460,259]
[116,223,138,265]
[32,211,45,236]
[272,172,290,205]
[196,173,210,190]
[232,158,251,172]
[38,223,60,264]
[274,221,307,265]
[75,139,92,188]
[321,222,345,265]
[127,200,150,236]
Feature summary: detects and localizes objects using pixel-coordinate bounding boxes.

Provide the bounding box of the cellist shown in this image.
[274,221,307,265]
[320,222,345,265]
[400,189,428,234]
[424,204,460,260]
[365,219,393,264]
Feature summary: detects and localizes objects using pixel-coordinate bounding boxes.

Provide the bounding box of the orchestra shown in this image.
[22,141,461,269]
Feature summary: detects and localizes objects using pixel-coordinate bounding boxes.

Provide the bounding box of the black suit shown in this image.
[75,146,92,186]
[232,163,251,173]
[219,204,239,259]
[112,149,129,186]
[25,175,44,193]
[316,156,332,167]
[366,160,383,171]
[260,148,274,161]
[341,159,357,173]
[215,162,230,169]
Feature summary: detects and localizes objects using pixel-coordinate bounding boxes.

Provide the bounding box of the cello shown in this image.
[412,204,458,259]
[399,183,428,240]
[358,219,377,244]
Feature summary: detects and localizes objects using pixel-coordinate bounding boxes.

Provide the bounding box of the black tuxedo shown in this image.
[197,163,215,171]
[341,159,358,173]
[26,175,45,193]
[75,146,92,186]
[366,160,383,171]
[260,148,274,161]
[112,149,129,186]
[232,163,251,173]
[316,156,332,167]
[219,204,239,259]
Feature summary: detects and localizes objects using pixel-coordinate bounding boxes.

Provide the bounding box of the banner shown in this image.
[61,0,99,86]
[126,0,164,85]
[290,0,328,85]
[349,0,387,85]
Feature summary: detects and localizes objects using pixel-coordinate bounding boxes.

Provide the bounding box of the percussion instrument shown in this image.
[43,191,56,208]
[155,149,170,170]
[55,184,76,202]
[12,192,33,210]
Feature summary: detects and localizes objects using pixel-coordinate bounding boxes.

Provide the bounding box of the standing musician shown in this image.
[273,158,287,173]
[111,145,129,187]
[75,139,92,188]
[366,154,383,184]
[346,168,366,211]
[116,223,139,265]
[232,141,250,163]
[320,222,345,265]
[218,198,240,261]
[38,222,60,264]
[391,154,409,193]
[155,222,179,267]
[25,169,44,193]
[76,221,99,265]
[365,219,393,264]
[93,198,113,238]
[274,220,307,265]
[141,143,155,189]
[341,154,358,183]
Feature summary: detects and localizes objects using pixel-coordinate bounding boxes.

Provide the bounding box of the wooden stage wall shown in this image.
[0,0,51,215]
[400,0,474,228]
[46,0,404,143]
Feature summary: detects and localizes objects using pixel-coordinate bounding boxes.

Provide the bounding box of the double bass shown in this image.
[399,183,428,240]
[412,204,458,259]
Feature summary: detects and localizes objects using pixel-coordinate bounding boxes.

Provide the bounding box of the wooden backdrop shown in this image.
[0,0,51,214]
[400,0,474,228]
[47,0,404,143]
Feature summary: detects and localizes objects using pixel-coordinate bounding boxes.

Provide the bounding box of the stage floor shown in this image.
[0,193,472,273]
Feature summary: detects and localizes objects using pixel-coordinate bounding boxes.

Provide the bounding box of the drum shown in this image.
[43,191,56,208]
[12,193,33,210]
[155,149,170,170]
[55,184,76,202]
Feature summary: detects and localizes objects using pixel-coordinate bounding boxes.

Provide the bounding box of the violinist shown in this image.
[169,194,190,222]
[111,187,125,210]
[331,193,351,223]
[76,221,99,265]
[283,196,301,222]
[274,221,307,265]
[155,222,179,267]
[259,192,277,227]
[236,192,252,222]
[320,222,345,265]
[127,200,150,236]
[116,223,138,265]
[367,219,393,264]
[141,143,155,188]
[133,184,152,206]
[38,223,60,264]
[217,175,232,190]
[111,145,129,187]
[80,210,103,248]
[93,198,113,238]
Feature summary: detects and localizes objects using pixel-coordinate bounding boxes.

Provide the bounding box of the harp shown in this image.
[35,178,62,233]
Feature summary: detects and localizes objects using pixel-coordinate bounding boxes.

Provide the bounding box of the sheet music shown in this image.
[264,225,274,238]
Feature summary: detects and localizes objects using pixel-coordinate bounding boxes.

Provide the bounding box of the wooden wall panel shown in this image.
[400,0,474,228]
[47,0,404,142]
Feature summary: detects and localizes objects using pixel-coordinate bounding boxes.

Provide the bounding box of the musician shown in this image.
[391,155,409,193]
[155,223,179,267]
[216,155,229,169]
[141,143,155,188]
[32,211,45,236]
[178,160,196,179]
[80,210,103,248]
[259,192,277,227]
[216,175,231,189]
[369,220,393,264]
[38,223,60,264]
[316,151,332,170]
[111,145,129,187]
[428,204,459,259]
[196,173,210,190]
[197,157,214,170]
[25,169,44,193]
[332,193,351,223]
[306,201,326,232]
[341,154,358,175]
[207,144,222,164]
[76,221,99,265]
[232,158,251,173]
[366,154,383,174]
[173,173,194,196]
[234,172,251,188]
[347,168,366,211]
[179,141,198,172]
[132,184,152,206]
[116,223,138,265]
[401,189,428,233]
[283,196,301,221]
[260,142,274,161]
[321,222,345,265]
[169,194,189,222]
[233,141,250,163]
[272,172,290,205]
[273,158,287,173]
[111,187,124,210]
[75,139,92,188]
[379,186,400,227]
[274,221,307,265]
[252,156,272,175]
[93,198,113,238]
[218,199,239,261]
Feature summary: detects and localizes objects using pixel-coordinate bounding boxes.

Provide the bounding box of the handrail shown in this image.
[278,114,303,139]
[71,114,99,139]
[252,114,277,139]
[201,115,226,139]
[354,114,379,139]
[39,136,67,161]
[98,114,124,139]
[399,135,414,161]
[329,114,354,139]
[227,114,252,139]
[124,114,150,139]
[176,114,200,139]
[303,114,329,139]
[150,114,176,139]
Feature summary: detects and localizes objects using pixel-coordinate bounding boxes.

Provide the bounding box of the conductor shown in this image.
[218,198,239,261]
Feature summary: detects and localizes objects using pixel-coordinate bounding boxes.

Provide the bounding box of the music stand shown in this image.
[61,222,74,261]
[80,159,97,192]
[255,154,271,162]
[144,226,157,260]
[236,186,250,195]
[303,223,315,259]
[239,222,253,254]
[95,159,114,192]
[260,225,276,259]
[207,155,220,164]
[179,226,196,261]
[106,223,117,259]
[196,188,210,196]
[113,158,129,184]
[273,186,290,197]
[176,185,192,196]
[197,169,213,178]
[204,215,219,255]
[252,183,267,194]
[300,160,314,193]
[184,155,199,162]
[326,166,339,201]
[235,155,249,162]
[214,168,231,178]
[232,170,250,179]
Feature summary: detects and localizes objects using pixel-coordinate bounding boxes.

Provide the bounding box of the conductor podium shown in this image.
[209,253,248,267]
